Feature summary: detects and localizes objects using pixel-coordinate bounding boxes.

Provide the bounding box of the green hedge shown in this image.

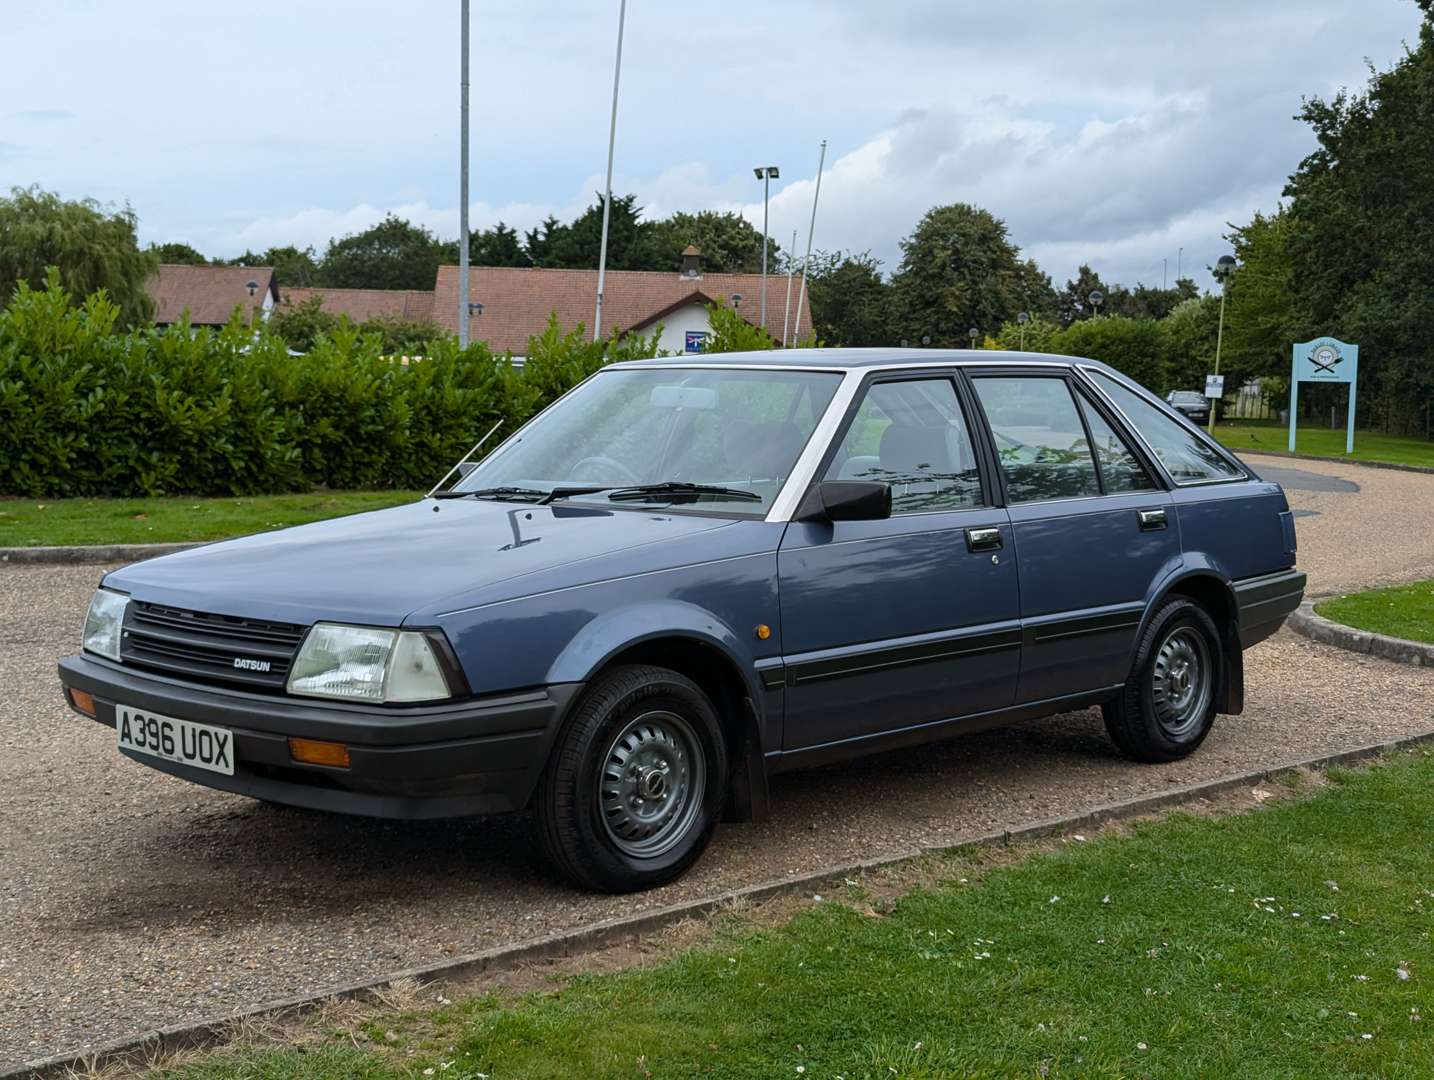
[0,274,661,497]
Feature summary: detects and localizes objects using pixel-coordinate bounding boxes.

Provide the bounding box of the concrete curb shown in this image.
[1288,599,1434,667]
[1239,447,1434,475]
[10,730,1434,1080]
[0,542,202,566]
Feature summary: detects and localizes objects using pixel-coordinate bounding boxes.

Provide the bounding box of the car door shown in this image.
[968,369,1180,704]
[777,373,1020,751]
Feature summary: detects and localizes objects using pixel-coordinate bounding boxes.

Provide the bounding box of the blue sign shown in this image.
[1289,337,1359,454]
[684,330,708,353]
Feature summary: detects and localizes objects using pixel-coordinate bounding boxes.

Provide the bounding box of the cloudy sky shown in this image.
[3,1,1425,290]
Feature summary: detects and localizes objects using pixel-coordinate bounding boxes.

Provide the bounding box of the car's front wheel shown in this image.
[533,664,727,892]
[1103,598,1222,763]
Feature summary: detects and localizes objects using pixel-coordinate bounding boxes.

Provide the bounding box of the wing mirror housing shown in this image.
[798,481,892,522]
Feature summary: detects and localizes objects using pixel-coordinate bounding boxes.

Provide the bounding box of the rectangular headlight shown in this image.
[287,624,452,704]
[82,589,129,661]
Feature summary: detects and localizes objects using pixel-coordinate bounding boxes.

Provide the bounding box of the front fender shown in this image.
[545,599,765,708]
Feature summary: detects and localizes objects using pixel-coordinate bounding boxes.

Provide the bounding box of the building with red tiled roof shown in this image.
[431,252,810,357]
[280,287,435,325]
[148,264,278,327]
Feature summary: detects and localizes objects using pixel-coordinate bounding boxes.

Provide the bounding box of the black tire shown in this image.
[533,664,727,892]
[1103,598,1223,763]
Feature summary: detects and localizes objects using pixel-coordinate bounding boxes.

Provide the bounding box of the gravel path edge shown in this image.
[10,729,1434,1080]
[1288,599,1434,667]
[0,542,202,566]
[1239,447,1434,475]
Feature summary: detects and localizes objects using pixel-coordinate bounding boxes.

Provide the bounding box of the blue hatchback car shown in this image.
[60,350,1305,891]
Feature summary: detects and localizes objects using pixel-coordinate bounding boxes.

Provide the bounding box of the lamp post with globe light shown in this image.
[1016,311,1031,350]
[1088,289,1104,319]
[1209,254,1237,434]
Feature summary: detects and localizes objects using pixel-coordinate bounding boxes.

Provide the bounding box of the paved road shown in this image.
[3,452,1433,1069]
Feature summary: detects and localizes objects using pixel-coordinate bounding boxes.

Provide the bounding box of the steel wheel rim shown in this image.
[1151,627,1211,738]
[598,709,705,859]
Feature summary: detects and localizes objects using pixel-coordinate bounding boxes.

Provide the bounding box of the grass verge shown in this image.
[156,751,1434,1080]
[0,491,422,547]
[1216,421,1434,468]
[1317,579,1434,645]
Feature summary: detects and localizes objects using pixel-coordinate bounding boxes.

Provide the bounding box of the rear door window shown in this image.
[1089,372,1244,483]
[1075,393,1156,493]
[972,376,1101,503]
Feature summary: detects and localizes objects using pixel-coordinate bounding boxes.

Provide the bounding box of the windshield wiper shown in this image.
[606,482,763,504]
[432,486,548,502]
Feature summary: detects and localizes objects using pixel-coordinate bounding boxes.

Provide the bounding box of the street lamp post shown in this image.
[1209,254,1237,435]
[457,0,471,348]
[1016,310,1030,350]
[968,326,980,349]
[1088,289,1104,319]
[593,0,628,343]
[753,166,779,330]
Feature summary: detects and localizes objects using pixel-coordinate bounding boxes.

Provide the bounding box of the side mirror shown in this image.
[803,481,892,522]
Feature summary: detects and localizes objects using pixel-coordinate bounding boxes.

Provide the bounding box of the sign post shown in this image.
[1204,374,1225,401]
[1289,337,1359,455]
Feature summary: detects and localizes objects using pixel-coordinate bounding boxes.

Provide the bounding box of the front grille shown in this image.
[120,601,307,693]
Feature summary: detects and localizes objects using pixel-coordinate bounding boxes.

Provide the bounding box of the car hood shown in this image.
[103,498,742,626]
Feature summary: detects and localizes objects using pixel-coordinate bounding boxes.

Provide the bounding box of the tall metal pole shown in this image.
[593,0,628,343]
[781,228,797,345]
[457,0,471,348]
[759,169,770,329]
[1209,285,1228,436]
[789,139,826,344]
[1177,246,1183,282]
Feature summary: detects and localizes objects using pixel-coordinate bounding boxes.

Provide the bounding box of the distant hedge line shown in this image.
[0,275,662,498]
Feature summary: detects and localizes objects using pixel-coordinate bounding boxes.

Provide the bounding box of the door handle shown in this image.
[1138,508,1168,531]
[966,526,1003,552]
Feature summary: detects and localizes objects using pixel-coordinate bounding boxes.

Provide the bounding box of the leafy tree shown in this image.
[1050,316,1168,392]
[888,203,1025,347]
[1281,6,1434,433]
[805,250,892,346]
[701,300,818,354]
[1057,264,1111,326]
[644,210,778,273]
[268,294,341,352]
[150,241,208,265]
[993,314,1061,353]
[359,314,449,355]
[227,245,320,287]
[1014,258,1060,322]
[0,186,156,326]
[526,194,654,271]
[1219,210,1300,392]
[317,214,447,290]
[461,222,531,268]
[1159,295,1222,391]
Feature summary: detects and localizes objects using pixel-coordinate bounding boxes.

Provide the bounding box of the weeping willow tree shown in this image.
[0,186,157,327]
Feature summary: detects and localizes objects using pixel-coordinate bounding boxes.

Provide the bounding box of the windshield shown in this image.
[453,367,842,513]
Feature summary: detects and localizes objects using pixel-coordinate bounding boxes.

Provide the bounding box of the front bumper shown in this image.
[58,653,581,818]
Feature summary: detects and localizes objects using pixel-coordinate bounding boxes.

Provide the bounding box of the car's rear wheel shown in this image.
[533,664,726,892]
[1103,597,1222,763]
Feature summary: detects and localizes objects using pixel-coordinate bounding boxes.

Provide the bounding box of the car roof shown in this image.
[608,347,1118,375]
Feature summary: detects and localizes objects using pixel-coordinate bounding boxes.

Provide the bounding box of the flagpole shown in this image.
[790,139,826,343]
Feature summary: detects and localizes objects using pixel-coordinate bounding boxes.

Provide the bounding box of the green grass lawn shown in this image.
[0,491,423,547]
[1216,421,1434,468]
[163,752,1434,1080]
[1317,579,1434,645]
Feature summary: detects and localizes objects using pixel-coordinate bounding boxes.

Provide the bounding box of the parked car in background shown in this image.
[60,350,1305,892]
[1166,389,1211,422]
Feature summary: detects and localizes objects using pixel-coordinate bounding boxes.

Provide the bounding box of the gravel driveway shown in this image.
[3,451,1432,1070]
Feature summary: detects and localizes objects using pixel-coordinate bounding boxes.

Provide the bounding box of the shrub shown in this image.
[0,274,661,497]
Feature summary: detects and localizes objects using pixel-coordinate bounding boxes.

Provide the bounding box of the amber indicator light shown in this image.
[288,737,351,768]
[68,688,97,717]
[755,624,772,640]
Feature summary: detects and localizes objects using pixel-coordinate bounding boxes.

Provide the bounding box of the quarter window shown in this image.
[972,377,1101,502]
[825,379,983,514]
[1076,394,1156,493]
[1089,372,1244,483]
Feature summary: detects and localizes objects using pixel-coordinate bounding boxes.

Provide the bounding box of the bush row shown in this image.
[0,275,661,498]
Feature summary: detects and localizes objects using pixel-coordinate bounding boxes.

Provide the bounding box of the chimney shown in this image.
[680,244,702,278]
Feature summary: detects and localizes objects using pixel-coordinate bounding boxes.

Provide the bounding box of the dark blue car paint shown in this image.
[61,350,1305,823]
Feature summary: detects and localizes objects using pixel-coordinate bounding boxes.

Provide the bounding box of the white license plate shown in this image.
[116,706,235,776]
